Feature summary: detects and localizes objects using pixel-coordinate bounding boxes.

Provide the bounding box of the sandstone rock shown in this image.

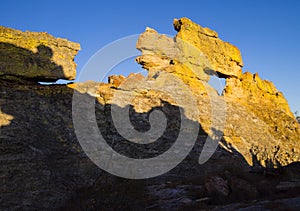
[229,176,258,200]
[0,80,101,209]
[174,17,243,78]
[108,73,145,87]
[136,27,211,83]
[205,176,229,196]
[1,18,300,210]
[276,180,300,191]
[223,72,300,167]
[0,26,80,81]
[135,17,300,169]
[224,72,294,117]
[108,74,126,87]
[0,110,13,127]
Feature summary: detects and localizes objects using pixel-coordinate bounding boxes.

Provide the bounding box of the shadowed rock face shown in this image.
[1,18,300,210]
[0,26,80,81]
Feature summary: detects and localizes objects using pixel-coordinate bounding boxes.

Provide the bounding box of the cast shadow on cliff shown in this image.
[1,84,300,210]
[0,42,63,82]
[67,92,300,210]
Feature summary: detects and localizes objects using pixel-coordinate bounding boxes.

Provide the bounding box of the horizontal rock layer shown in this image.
[0,26,80,81]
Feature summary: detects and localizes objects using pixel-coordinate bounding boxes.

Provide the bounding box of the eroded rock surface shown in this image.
[223,71,300,167]
[135,17,300,168]
[174,17,243,78]
[1,18,300,210]
[0,26,80,81]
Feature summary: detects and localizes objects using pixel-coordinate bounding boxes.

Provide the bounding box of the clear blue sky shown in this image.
[1,0,299,113]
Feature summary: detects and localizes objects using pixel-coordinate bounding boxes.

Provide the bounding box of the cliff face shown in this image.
[1,18,300,210]
[0,81,101,209]
[135,17,300,168]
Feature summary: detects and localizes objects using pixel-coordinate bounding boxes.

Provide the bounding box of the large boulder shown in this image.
[174,17,243,78]
[0,26,80,81]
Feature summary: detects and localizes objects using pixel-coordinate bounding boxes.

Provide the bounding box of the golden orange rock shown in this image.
[0,26,80,81]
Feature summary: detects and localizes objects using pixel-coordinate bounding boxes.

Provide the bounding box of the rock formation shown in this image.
[0,26,80,81]
[135,17,300,168]
[1,18,300,210]
[173,17,243,78]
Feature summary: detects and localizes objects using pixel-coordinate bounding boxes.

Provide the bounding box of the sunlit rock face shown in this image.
[173,17,243,78]
[134,17,300,168]
[0,26,80,81]
[223,71,300,167]
[1,18,300,210]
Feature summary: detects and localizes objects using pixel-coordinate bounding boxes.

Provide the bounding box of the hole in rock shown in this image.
[39,79,72,85]
[208,75,225,95]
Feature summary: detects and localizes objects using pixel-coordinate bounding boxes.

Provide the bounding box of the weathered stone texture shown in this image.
[174,17,243,78]
[1,18,300,210]
[135,17,300,168]
[0,26,80,81]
